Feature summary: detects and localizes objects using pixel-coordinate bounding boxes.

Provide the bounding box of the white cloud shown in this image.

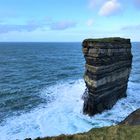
[50,21,77,30]
[99,0,121,16]
[86,19,94,26]
[88,0,98,8]
[88,0,104,9]
[0,18,77,34]
[0,23,41,34]
[121,24,140,31]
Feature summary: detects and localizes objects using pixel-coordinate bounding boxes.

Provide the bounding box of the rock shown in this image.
[82,37,133,115]
[120,109,140,125]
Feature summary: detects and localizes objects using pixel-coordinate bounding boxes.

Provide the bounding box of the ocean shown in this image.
[0,42,140,140]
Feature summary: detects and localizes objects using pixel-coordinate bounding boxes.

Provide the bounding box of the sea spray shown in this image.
[0,79,140,140]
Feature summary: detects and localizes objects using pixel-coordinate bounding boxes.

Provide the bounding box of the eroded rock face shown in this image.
[120,109,140,126]
[82,37,133,116]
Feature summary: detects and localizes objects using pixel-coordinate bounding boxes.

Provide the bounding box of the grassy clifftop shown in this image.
[83,37,130,43]
[34,125,140,140]
[24,108,140,140]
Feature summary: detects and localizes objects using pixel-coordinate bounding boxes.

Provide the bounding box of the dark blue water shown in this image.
[0,42,140,140]
[0,42,84,121]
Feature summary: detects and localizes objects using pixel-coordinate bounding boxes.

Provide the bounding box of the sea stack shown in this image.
[82,37,133,116]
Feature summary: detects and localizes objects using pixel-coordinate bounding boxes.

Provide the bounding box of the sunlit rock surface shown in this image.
[82,37,133,115]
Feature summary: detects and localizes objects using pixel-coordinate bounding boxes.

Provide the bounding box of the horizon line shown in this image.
[0,41,140,43]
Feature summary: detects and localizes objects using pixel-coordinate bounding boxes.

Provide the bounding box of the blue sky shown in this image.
[0,0,140,42]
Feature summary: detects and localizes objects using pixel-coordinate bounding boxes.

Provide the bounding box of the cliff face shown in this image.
[82,37,133,115]
[120,108,140,125]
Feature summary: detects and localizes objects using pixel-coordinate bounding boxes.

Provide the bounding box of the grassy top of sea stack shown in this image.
[83,37,130,44]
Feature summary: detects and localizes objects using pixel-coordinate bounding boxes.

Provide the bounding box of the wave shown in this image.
[0,79,140,140]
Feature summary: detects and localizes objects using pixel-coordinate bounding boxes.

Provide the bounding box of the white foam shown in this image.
[0,79,140,140]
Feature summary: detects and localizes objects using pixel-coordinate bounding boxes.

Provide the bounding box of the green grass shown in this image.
[34,125,140,140]
[83,37,130,43]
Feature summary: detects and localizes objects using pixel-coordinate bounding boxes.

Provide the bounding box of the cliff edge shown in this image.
[25,109,140,140]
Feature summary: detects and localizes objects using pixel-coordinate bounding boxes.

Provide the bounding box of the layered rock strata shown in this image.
[82,37,133,115]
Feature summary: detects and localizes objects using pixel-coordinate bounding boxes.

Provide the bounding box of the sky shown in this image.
[0,0,140,42]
